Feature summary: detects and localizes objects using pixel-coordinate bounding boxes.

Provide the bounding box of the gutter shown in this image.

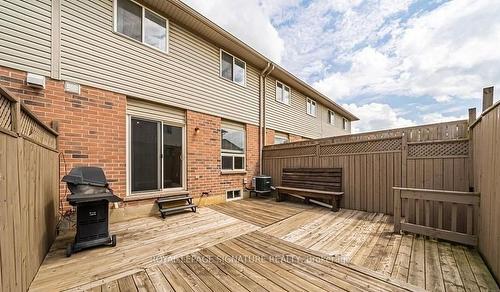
[259,63,274,175]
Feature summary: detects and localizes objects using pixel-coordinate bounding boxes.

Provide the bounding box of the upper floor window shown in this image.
[220,50,246,86]
[306,98,317,117]
[342,118,348,130]
[115,0,168,52]
[328,110,335,125]
[276,81,290,105]
[274,132,289,144]
[221,122,245,171]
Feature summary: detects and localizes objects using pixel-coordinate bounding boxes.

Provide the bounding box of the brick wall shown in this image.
[0,66,126,210]
[187,111,259,205]
[0,66,262,213]
[265,128,275,145]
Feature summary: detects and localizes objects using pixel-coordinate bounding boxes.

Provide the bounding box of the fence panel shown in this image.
[263,120,470,217]
[471,101,500,283]
[0,87,59,292]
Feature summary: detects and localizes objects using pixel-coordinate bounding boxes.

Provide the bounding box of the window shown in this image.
[129,117,183,193]
[306,98,317,117]
[226,189,242,201]
[115,0,168,52]
[221,123,245,171]
[342,118,348,130]
[274,133,289,144]
[276,81,291,105]
[328,110,335,125]
[220,50,246,86]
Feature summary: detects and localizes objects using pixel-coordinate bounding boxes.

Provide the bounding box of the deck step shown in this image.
[159,204,197,216]
[157,194,192,204]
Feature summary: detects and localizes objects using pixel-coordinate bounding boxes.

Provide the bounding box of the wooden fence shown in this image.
[0,87,59,292]
[263,120,471,224]
[470,98,500,283]
[393,187,479,246]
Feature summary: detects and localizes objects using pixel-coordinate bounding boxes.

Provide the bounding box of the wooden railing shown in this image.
[393,187,480,246]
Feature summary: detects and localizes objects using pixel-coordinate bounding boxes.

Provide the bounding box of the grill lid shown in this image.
[62,167,108,187]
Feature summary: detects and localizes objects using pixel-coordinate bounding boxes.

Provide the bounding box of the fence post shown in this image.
[401,135,407,188]
[482,87,493,112]
[468,108,476,191]
[394,188,401,232]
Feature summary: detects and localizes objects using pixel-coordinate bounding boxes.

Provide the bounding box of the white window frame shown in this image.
[226,189,243,201]
[328,110,336,125]
[306,98,317,117]
[221,123,246,171]
[275,80,291,105]
[219,49,246,87]
[113,0,169,53]
[126,115,186,196]
[274,132,289,144]
[342,118,348,130]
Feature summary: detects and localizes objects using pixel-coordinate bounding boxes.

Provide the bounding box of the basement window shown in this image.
[226,189,242,201]
[306,98,317,117]
[274,132,289,144]
[220,50,246,86]
[115,0,168,52]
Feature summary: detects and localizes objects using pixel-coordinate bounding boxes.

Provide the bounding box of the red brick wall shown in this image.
[265,128,275,145]
[0,66,126,210]
[187,110,259,203]
[1,66,262,211]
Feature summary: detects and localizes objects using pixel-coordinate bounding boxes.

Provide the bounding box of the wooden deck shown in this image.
[262,207,499,291]
[29,198,498,291]
[87,231,422,292]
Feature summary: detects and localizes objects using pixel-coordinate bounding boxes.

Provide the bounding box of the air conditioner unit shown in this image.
[26,73,45,89]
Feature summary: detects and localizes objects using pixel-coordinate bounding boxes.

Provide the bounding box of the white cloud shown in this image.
[182,0,285,63]
[343,103,416,132]
[314,0,500,102]
[421,112,467,124]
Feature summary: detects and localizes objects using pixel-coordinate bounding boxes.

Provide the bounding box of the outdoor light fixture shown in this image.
[194,127,200,134]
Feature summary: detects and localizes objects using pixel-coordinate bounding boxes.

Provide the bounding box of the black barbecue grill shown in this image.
[63,167,122,257]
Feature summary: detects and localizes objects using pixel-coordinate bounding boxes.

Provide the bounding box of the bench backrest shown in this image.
[281,168,342,192]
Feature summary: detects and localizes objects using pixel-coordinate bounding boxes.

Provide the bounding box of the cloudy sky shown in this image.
[183,0,500,132]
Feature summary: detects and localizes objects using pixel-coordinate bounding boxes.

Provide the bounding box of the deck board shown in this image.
[261,207,498,291]
[28,198,497,292]
[90,231,421,292]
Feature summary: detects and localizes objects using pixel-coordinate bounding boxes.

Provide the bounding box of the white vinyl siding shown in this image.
[59,0,260,126]
[0,0,52,76]
[265,75,350,138]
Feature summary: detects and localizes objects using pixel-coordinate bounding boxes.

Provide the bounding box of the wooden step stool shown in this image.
[156,194,197,219]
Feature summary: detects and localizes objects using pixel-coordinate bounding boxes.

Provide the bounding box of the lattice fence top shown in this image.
[20,110,57,149]
[408,139,468,158]
[320,137,401,156]
[263,145,317,158]
[0,92,12,131]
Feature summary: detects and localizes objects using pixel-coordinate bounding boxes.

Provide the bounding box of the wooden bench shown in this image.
[275,168,344,211]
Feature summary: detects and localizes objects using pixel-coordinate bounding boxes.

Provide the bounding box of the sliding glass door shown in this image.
[130,117,184,193]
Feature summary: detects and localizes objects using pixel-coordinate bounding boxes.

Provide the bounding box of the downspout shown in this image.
[259,63,274,175]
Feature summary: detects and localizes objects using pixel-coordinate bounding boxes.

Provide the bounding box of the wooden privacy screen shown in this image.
[0,87,59,292]
[263,120,470,218]
[471,101,500,283]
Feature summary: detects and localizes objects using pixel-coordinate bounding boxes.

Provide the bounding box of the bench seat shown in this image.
[276,168,344,211]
